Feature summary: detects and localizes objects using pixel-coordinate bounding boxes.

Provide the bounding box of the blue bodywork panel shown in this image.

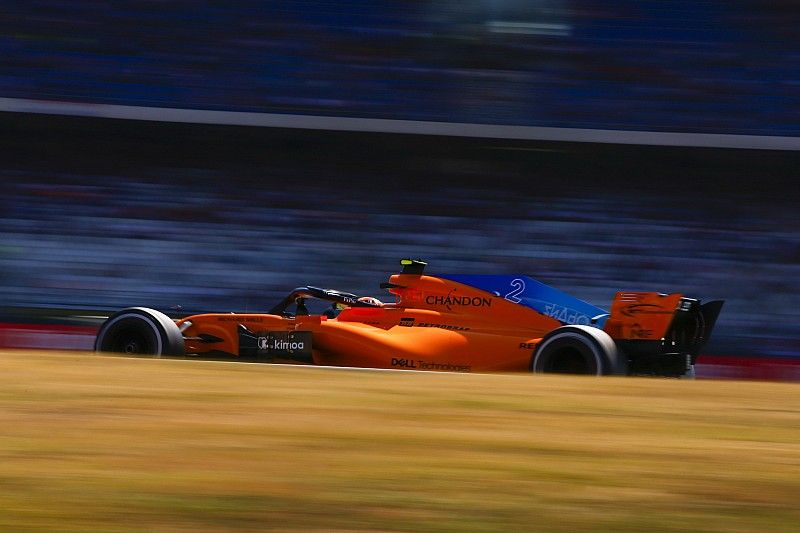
[441,274,609,328]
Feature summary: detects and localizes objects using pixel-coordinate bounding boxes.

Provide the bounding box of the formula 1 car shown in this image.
[95,259,723,376]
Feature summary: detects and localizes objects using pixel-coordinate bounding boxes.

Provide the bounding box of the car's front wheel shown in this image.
[95,307,184,357]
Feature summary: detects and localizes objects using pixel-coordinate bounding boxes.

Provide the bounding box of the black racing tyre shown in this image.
[532,325,626,376]
[94,307,184,357]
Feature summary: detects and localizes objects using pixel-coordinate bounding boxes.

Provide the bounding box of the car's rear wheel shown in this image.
[95,307,184,357]
[532,325,626,376]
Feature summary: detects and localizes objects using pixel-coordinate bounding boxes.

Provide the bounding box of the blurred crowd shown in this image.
[1,166,797,358]
[2,1,800,134]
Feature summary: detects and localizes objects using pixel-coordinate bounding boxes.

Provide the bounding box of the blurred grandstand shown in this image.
[0,2,798,360]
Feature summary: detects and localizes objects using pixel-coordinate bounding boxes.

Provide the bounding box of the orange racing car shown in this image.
[95,259,723,376]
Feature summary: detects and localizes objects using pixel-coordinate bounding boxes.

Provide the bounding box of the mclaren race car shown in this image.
[95,259,723,376]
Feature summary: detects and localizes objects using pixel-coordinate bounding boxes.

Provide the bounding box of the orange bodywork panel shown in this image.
[603,292,684,341]
[176,274,565,373]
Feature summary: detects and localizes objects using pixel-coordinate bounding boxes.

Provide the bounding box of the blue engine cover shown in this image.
[440,274,609,328]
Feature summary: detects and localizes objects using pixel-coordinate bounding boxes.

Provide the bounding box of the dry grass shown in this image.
[1,350,799,532]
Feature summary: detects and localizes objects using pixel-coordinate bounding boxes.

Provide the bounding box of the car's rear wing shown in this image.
[604,291,724,360]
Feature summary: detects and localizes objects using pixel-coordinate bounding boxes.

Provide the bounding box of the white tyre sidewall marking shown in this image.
[101,312,163,355]
[534,331,602,376]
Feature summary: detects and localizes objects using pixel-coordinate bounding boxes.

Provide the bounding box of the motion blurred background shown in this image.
[1,1,798,361]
